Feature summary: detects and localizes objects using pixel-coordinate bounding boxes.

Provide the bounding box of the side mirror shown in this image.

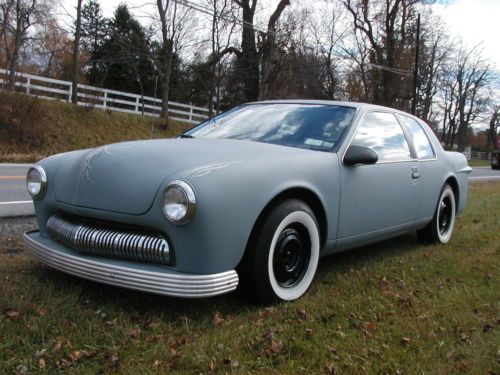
[344,145,378,166]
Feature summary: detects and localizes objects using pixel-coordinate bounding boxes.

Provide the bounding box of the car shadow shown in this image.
[31,233,422,321]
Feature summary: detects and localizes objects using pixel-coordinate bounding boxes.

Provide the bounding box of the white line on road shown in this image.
[469,176,500,180]
[0,163,33,167]
[0,201,33,205]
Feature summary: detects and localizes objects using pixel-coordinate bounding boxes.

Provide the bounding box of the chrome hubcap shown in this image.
[273,225,311,288]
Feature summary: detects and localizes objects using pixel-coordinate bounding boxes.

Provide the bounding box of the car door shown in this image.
[336,110,421,247]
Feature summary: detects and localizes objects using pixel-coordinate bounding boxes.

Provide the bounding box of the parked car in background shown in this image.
[24,101,471,304]
[491,151,500,169]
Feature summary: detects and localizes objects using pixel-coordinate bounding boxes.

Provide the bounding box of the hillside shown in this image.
[0,91,192,162]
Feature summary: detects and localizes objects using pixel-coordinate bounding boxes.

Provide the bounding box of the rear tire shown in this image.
[239,199,320,305]
[417,184,456,244]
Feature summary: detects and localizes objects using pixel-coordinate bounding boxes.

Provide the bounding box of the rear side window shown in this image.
[399,116,435,160]
[351,111,412,162]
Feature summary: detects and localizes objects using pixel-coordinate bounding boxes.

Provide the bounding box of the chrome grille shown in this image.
[46,215,170,265]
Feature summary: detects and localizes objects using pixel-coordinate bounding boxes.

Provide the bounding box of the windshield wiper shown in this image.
[178,134,194,139]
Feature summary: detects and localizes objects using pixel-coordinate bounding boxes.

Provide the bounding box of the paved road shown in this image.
[0,163,499,218]
[0,164,33,217]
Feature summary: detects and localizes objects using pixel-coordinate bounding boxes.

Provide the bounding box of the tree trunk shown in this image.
[239,0,259,102]
[258,0,289,100]
[160,43,173,119]
[71,0,83,104]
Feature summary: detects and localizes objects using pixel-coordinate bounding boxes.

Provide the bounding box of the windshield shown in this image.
[185,103,356,151]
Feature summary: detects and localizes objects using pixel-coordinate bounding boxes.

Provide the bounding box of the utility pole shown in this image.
[411,13,421,115]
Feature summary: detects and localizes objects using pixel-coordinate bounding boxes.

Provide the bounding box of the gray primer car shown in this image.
[24,100,471,303]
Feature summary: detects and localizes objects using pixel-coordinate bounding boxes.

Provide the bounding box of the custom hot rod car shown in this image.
[24,101,471,303]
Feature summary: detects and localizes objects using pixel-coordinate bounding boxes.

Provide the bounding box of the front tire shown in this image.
[240,200,320,304]
[417,184,456,244]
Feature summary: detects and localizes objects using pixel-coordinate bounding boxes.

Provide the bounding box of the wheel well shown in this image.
[445,176,459,211]
[248,188,328,249]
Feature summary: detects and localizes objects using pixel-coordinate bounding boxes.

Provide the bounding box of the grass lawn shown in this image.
[468,159,491,167]
[1,182,499,374]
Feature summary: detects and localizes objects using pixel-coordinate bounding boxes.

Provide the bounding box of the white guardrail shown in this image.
[0,68,209,124]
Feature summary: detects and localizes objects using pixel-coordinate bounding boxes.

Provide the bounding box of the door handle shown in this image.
[411,167,421,179]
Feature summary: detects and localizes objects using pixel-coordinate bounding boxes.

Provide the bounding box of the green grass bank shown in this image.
[0,91,191,163]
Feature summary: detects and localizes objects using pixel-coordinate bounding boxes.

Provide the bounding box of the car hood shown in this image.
[52,138,318,215]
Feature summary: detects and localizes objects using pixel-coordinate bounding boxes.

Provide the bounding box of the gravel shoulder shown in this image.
[0,216,36,255]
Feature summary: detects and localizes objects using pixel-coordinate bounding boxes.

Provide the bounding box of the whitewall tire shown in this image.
[240,199,321,304]
[418,184,456,244]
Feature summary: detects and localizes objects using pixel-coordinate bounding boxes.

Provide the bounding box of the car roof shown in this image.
[248,99,417,117]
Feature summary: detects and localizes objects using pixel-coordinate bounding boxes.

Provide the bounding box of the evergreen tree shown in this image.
[94,4,155,97]
[81,0,108,84]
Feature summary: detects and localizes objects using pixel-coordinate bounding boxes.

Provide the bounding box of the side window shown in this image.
[351,112,412,162]
[399,116,435,160]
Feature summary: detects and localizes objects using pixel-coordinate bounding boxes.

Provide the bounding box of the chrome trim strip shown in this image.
[24,231,239,298]
[47,215,171,265]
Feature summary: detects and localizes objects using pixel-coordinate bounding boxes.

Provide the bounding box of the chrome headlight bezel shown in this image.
[26,165,47,199]
[162,180,196,225]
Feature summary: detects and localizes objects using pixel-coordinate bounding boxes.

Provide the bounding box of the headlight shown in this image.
[163,180,196,225]
[26,165,47,199]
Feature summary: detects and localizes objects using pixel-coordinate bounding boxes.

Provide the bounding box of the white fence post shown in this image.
[103,91,107,108]
[67,84,72,102]
[135,97,139,113]
[189,102,193,122]
[26,78,30,94]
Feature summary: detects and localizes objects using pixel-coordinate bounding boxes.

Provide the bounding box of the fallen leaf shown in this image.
[36,307,47,317]
[270,340,283,353]
[145,334,160,342]
[223,358,239,367]
[306,328,313,335]
[212,312,224,326]
[37,358,46,369]
[5,308,20,318]
[400,337,411,345]
[171,348,181,358]
[258,307,274,318]
[127,328,141,338]
[483,323,493,333]
[35,348,47,358]
[15,364,27,375]
[379,277,390,291]
[297,309,307,319]
[427,330,437,339]
[208,360,216,372]
[53,341,62,352]
[68,350,94,362]
[325,362,335,374]
[56,358,71,369]
[152,359,162,367]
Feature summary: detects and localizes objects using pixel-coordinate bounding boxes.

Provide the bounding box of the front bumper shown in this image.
[24,230,239,298]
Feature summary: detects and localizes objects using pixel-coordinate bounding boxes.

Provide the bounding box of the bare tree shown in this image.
[1,0,39,90]
[205,0,236,115]
[258,0,289,100]
[440,45,491,150]
[342,0,419,109]
[154,0,193,119]
[228,0,290,101]
[71,0,82,103]
[307,2,347,99]
[415,15,449,123]
[487,105,499,150]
